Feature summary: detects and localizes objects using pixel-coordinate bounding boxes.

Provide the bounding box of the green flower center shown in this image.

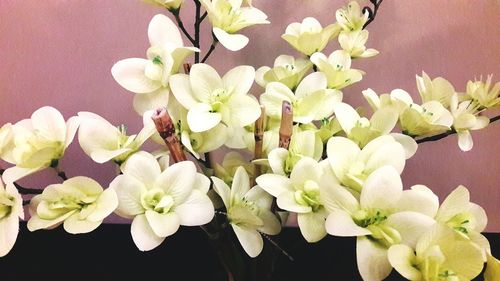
[141,188,174,214]
[294,180,321,212]
[446,212,473,236]
[0,194,14,220]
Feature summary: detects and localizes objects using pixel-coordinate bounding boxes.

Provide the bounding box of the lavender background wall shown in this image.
[1,0,499,230]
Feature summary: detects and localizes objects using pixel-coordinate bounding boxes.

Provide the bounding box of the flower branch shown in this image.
[170,8,196,45]
[201,33,219,63]
[362,0,384,29]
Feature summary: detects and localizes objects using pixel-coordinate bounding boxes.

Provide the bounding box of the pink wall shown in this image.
[1,1,499,230]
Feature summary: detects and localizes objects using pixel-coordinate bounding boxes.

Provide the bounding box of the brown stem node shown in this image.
[151,108,187,163]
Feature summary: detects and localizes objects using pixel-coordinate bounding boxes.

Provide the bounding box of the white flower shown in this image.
[388,224,484,281]
[465,74,500,108]
[400,101,453,137]
[28,176,118,234]
[256,157,328,242]
[77,111,156,164]
[144,0,184,11]
[362,88,414,114]
[416,71,455,108]
[214,152,255,185]
[0,181,23,257]
[485,254,500,281]
[111,14,199,114]
[335,1,369,32]
[338,30,378,58]
[110,152,214,251]
[169,63,261,132]
[326,135,406,193]
[449,94,489,151]
[323,166,438,281]
[1,106,79,184]
[200,0,269,51]
[282,17,340,56]
[212,167,280,257]
[255,55,312,89]
[260,72,342,124]
[310,50,364,89]
[224,116,280,154]
[435,185,490,259]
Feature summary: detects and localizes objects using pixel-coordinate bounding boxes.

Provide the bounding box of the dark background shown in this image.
[0,223,497,280]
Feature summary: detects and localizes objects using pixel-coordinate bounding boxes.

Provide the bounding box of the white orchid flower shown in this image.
[436,185,490,260]
[485,254,500,281]
[282,17,340,56]
[78,111,156,164]
[110,151,214,251]
[28,176,118,234]
[111,14,199,114]
[255,55,312,90]
[165,99,227,159]
[400,101,453,137]
[362,88,414,114]
[416,71,456,108]
[338,30,378,58]
[212,167,280,257]
[224,117,280,155]
[256,157,328,243]
[449,93,489,151]
[144,0,184,11]
[200,0,269,51]
[260,72,342,124]
[336,1,369,32]
[388,224,484,281]
[169,63,261,132]
[326,135,406,193]
[466,74,500,108]
[1,106,79,184]
[267,128,323,176]
[0,181,23,257]
[214,152,255,185]
[323,166,438,281]
[310,50,364,89]
[0,123,14,159]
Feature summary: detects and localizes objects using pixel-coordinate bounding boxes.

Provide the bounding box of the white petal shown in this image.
[398,185,439,217]
[469,203,488,232]
[361,166,402,210]
[297,210,328,242]
[175,190,214,226]
[90,148,133,164]
[110,175,146,219]
[111,58,161,93]
[436,185,470,222]
[370,107,399,134]
[257,210,281,235]
[63,213,101,234]
[388,245,422,280]
[131,214,166,251]
[169,74,198,109]
[145,210,180,237]
[326,137,360,181]
[156,161,196,203]
[457,130,473,151]
[333,103,360,134]
[211,176,231,208]
[289,157,322,187]
[64,116,80,149]
[255,174,293,197]
[225,95,261,127]
[277,191,312,213]
[121,151,162,189]
[213,27,249,51]
[268,148,288,175]
[187,103,222,132]
[390,133,418,159]
[320,181,359,214]
[295,72,327,98]
[27,210,76,231]
[231,167,251,201]
[356,236,392,281]
[0,214,19,257]
[2,166,40,184]
[259,82,295,118]
[386,212,436,248]
[148,14,183,47]
[232,224,263,257]
[363,141,406,175]
[222,65,255,96]
[31,106,66,142]
[189,63,222,102]
[325,209,371,237]
[87,188,119,222]
[133,88,170,115]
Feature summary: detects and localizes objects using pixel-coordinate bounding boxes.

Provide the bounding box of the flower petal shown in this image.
[148,14,183,47]
[187,103,222,132]
[325,209,371,237]
[388,244,422,280]
[111,58,161,93]
[211,176,231,208]
[213,27,249,51]
[356,236,392,281]
[132,88,170,115]
[386,211,436,248]
[169,74,198,109]
[225,94,261,127]
[297,209,328,242]
[361,166,402,210]
[277,191,312,213]
[175,190,214,226]
[223,65,255,96]
[398,185,439,217]
[155,161,197,203]
[121,151,162,189]
[189,63,223,103]
[31,106,66,142]
[87,188,119,222]
[231,224,263,257]
[110,175,147,219]
[145,210,180,237]
[290,157,322,187]
[255,174,293,197]
[63,213,101,234]
[326,137,360,181]
[0,214,19,257]
[131,214,165,251]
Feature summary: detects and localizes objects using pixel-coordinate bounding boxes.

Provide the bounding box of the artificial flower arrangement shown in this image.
[0,0,499,280]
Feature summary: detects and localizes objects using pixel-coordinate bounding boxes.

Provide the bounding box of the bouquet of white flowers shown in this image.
[0,0,499,280]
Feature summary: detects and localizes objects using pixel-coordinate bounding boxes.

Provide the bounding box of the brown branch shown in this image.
[170,9,195,45]
[0,168,42,194]
[183,63,191,74]
[416,114,500,144]
[201,33,219,63]
[362,0,384,29]
[151,108,187,163]
[279,101,293,149]
[253,106,266,183]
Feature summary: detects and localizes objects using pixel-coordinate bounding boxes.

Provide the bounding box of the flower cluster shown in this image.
[1,1,499,280]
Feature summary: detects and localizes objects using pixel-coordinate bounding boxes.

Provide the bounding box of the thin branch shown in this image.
[194,0,202,63]
[200,11,208,23]
[0,168,42,194]
[416,114,500,144]
[362,0,384,29]
[253,106,266,183]
[151,108,187,163]
[201,34,219,63]
[170,9,196,45]
[54,166,68,181]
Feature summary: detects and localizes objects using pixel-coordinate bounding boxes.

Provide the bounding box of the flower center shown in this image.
[141,188,174,214]
[228,199,263,228]
[294,180,321,211]
[0,194,14,220]
[446,212,473,237]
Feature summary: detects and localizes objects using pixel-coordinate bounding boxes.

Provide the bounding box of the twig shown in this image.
[200,11,208,23]
[253,106,266,183]
[170,9,195,45]
[362,0,384,29]
[151,108,187,163]
[193,0,202,63]
[416,114,500,144]
[0,168,42,194]
[279,101,293,149]
[201,34,219,63]
[54,166,68,181]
